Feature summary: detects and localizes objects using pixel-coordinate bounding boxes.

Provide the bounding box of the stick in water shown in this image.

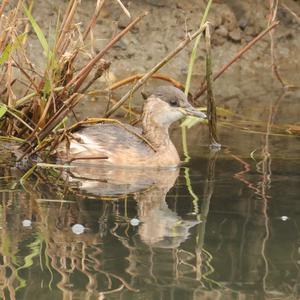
[205,24,221,149]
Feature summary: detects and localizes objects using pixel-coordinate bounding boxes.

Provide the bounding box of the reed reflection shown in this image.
[0,142,298,300]
[0,163,203,299]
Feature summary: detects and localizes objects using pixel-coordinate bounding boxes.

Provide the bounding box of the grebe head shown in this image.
[143,86,206,127]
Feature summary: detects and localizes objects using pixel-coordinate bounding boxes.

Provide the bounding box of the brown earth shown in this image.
[5,0,300,150]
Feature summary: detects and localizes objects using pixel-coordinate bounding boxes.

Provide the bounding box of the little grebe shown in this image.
[57,86,206,167]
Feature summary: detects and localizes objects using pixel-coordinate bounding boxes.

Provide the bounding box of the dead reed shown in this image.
[0,0,208,161]
[0,0,149,159]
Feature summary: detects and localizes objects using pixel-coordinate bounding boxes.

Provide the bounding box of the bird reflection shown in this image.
[137,186,199,248]
[21,163,202,298]
[62,163,199,248]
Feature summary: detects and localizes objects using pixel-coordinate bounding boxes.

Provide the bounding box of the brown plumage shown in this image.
[56,86,206,167]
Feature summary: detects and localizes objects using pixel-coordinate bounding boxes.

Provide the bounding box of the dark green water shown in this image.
[0,120,299,300]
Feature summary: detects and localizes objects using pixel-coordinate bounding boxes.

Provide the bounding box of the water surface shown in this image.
[0,95,299,300]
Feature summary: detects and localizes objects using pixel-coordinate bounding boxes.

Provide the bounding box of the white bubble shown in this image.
[130,218,140,226]
[186,212,197,216]
[72,224,85,235]
[22,219,32,227]
[280,216,289,221]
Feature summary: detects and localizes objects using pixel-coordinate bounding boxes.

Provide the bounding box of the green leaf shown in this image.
[42,78,51,94]
[0,104,7,119]
[23,5,53,60]
[0,44,13,65]
[184,0,213,95]
[0,33,27,65]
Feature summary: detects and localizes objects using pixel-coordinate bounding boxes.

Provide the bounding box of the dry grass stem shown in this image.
[65,12,147,93]
[281,3,300,23]
[0,0,9,16]
[268,0,287,87]
[115,0,131,18]
[88,73,184,95]
[104,23,208,117]
[193,21,279,101]
[82,0,106,41]
[0,1,149,159]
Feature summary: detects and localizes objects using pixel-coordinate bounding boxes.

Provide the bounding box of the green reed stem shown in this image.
[184,0,213,96]
[181,0,213,213]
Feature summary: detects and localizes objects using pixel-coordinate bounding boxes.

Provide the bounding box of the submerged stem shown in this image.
[205,24,220,148]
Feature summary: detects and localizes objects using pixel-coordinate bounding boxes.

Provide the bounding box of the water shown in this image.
[0,110,299,299]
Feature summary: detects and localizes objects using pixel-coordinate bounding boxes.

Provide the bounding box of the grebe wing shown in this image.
[58,123,154,162]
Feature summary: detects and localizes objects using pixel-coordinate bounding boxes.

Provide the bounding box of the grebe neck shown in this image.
[141,105,173,150]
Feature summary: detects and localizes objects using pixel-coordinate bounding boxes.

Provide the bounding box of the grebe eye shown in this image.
[169,99,178,106]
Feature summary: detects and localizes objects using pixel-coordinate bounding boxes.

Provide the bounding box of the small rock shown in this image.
[228,28,241,43]
[114,40,127,51]
[245,25,256,37]
[208,14,223,29]
[222,10,237,32]
[118,15,139,34]
[212,34,226,46]
[215,26,228,38]
[118,15,130,30]
[239,18,248,30]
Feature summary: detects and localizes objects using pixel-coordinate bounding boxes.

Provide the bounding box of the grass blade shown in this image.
[0,104,8,119]
[0,33,27,65]
[184,0,213,95]
[23,5,53,60]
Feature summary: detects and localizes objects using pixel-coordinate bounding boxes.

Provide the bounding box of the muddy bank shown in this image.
[80,0,299,121]
[4,0,300,130]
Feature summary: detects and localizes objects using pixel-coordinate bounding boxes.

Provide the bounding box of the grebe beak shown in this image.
[181,105,207,120]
